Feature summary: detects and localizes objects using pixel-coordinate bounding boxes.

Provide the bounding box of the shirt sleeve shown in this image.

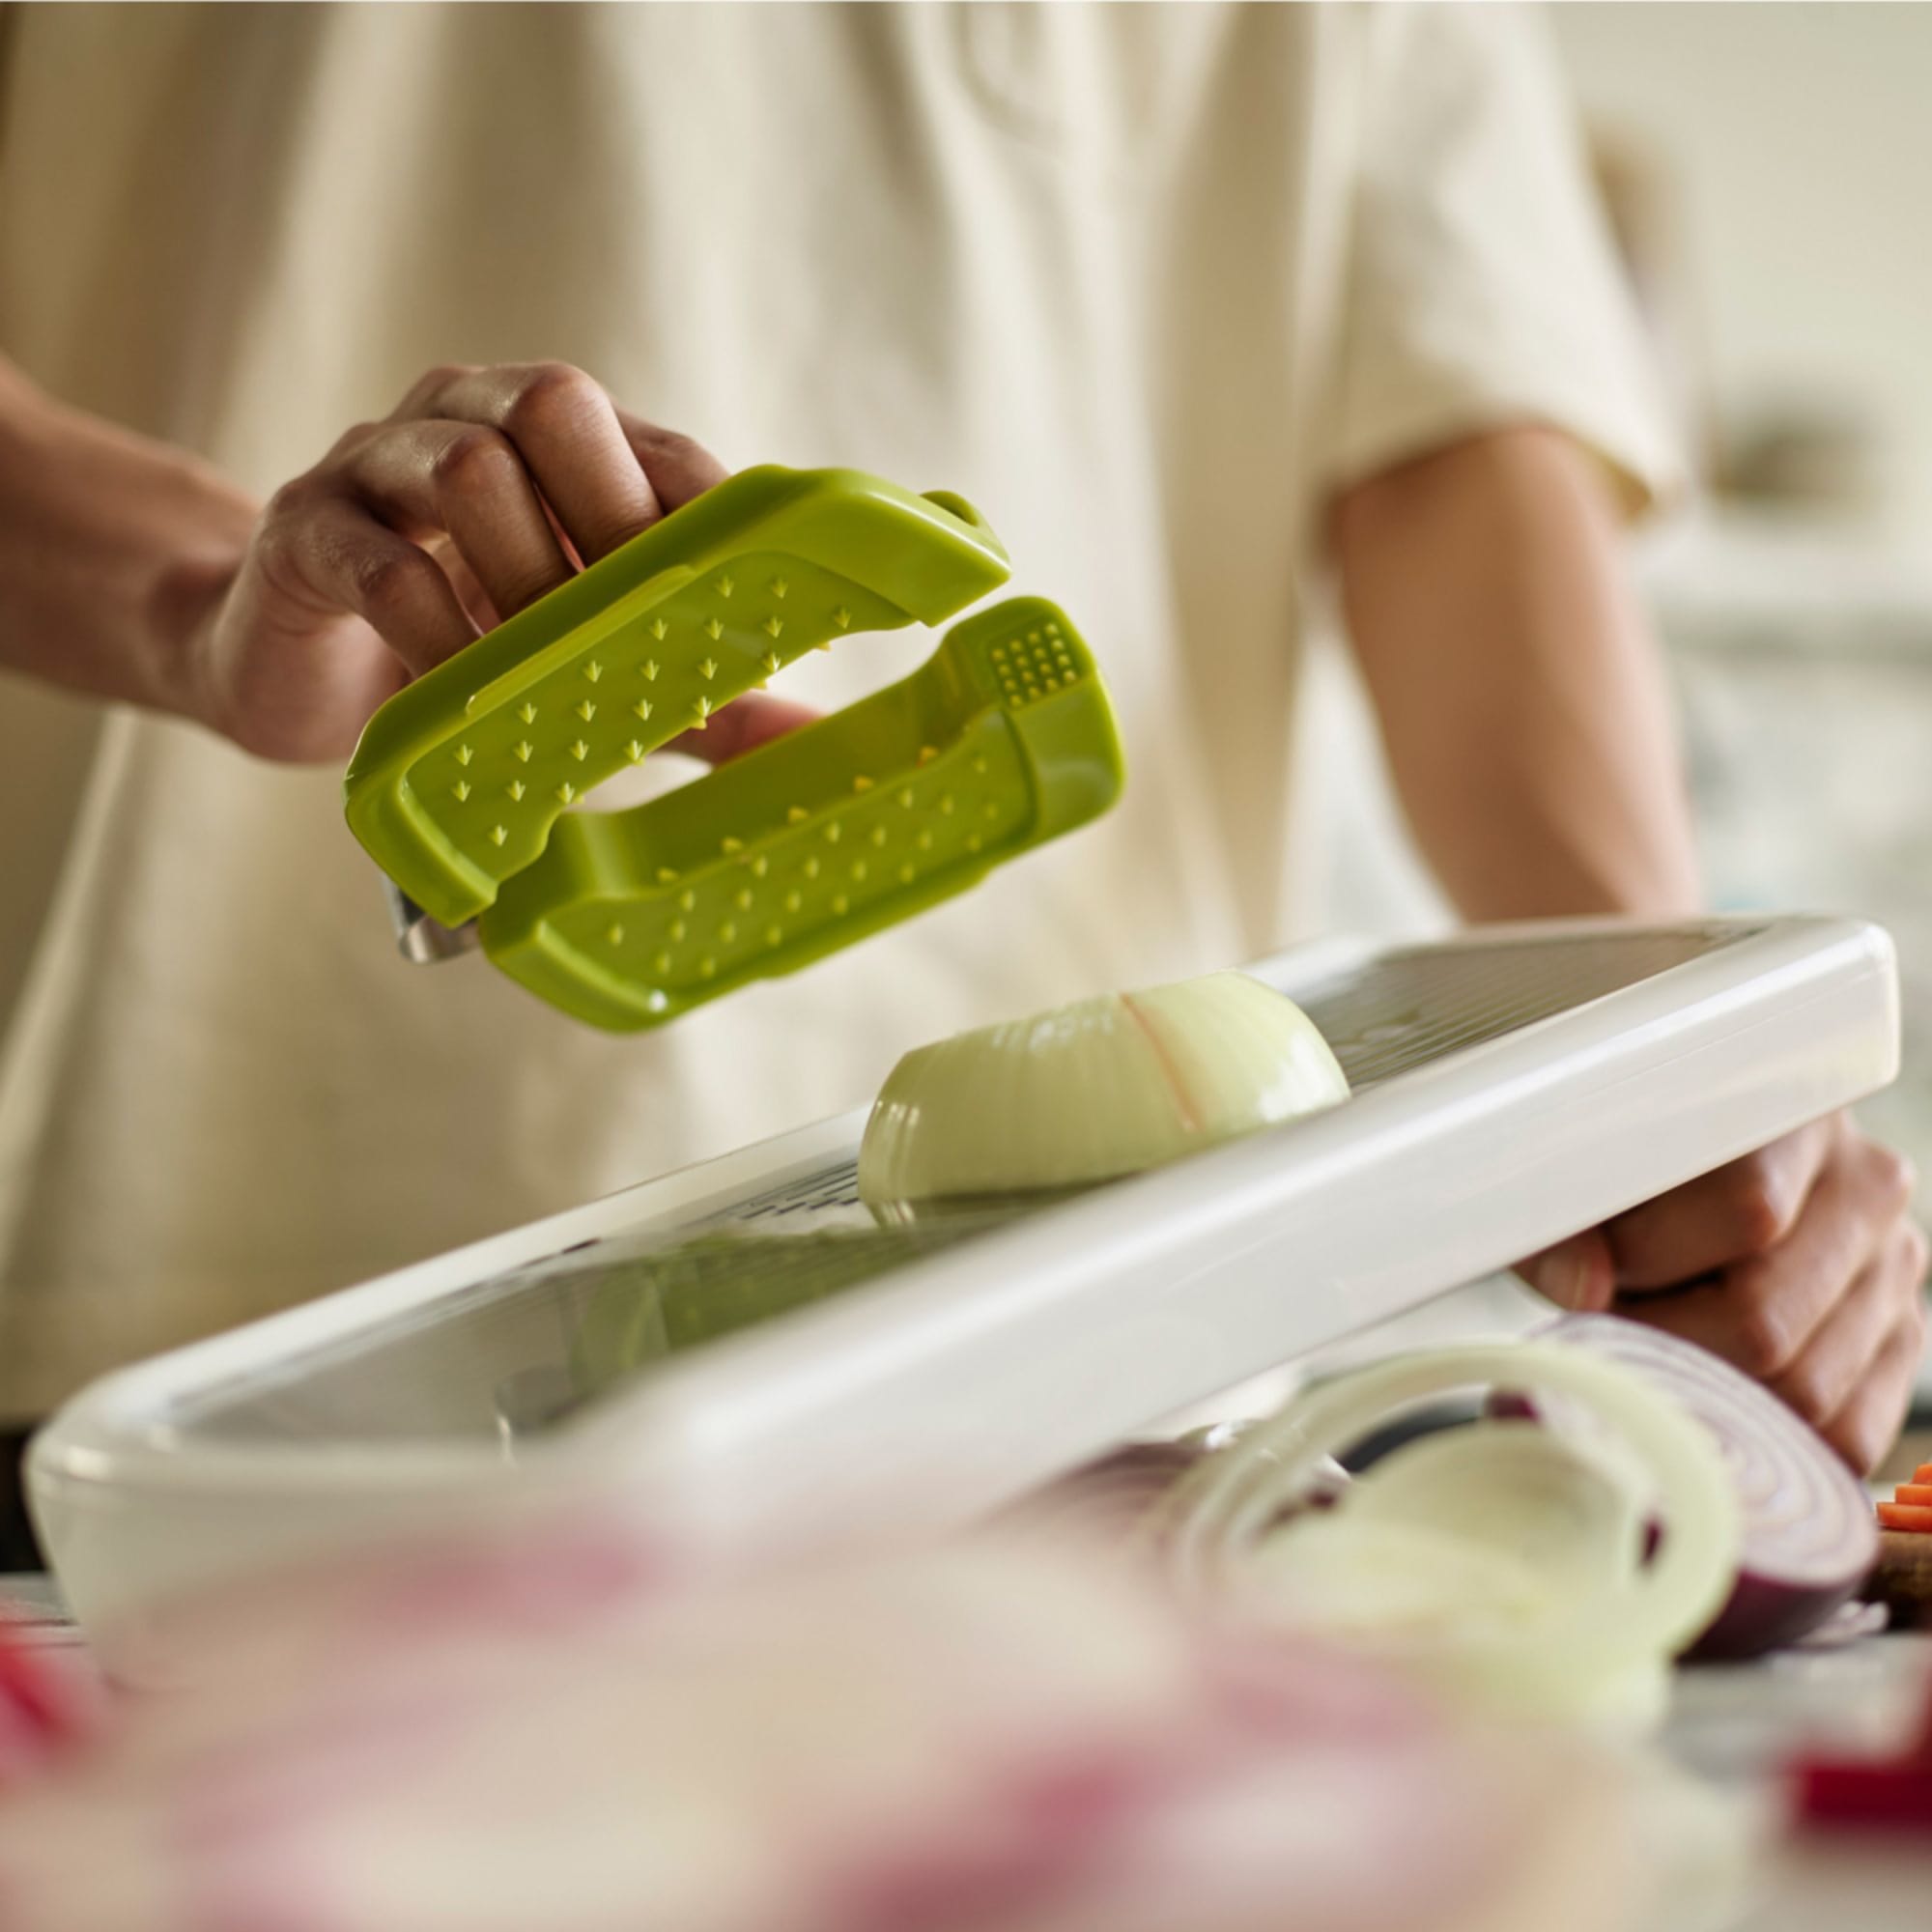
[1324,2,1686,518]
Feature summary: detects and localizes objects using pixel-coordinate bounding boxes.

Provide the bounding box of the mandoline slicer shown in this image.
[343,466,1124,1029]
[26,917,1902,1674]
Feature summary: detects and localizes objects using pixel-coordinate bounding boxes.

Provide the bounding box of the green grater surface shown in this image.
[344,467,1125,1030]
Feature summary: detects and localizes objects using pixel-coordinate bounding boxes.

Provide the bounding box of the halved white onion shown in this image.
[858,972,1349,1208]
[1160,1343,1742,1728]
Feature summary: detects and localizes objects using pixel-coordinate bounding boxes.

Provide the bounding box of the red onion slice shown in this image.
[1004,1440,1211,1547]
[1540,1314,1879,1659]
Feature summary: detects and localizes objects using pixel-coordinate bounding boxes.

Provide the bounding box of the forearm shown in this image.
[1333,426,1700,923]
[0,356,255,719]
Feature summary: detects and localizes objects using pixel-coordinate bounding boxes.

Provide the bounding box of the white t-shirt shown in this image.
[0,1,1676,1418]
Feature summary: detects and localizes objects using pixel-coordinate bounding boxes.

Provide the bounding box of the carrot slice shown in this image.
[1895,1484,1932,1507]
[1876,1502,1932,1533]
[1914,1463,1932,1485]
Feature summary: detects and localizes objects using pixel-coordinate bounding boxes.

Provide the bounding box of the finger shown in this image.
[1516,1228,1616,1313]
[1605,1119,1839,1291]
[339,422,572,621]
[665,693,817,765]
[1769,1221,1926,1430]
[1816,1301,1927,1475]
[612,410,729,513]
[1616,1137,1898,1380]
[412,363,662,564]
[258,487,476,678]
[430,539,504,635]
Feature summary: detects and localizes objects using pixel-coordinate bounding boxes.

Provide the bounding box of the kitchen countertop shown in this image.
[1664,1632,1932,1929]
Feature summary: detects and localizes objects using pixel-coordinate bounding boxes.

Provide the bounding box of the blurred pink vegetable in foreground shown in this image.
[0,1503,1641,1932]
[0,1619,99,1787]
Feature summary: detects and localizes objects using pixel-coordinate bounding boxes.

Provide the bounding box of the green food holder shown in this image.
[344,466,1125,1030]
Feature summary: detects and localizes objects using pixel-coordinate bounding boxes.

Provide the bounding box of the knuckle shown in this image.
[263,476,318,526]
[1902,1221,1930,1287]
[1728,1280,1795,1378]
[1729,1155,1797,1253]
[430,425,517,490]
[355,544,437,617]
[246,519,309,607]
[1869,1144,1918,1211]
[506,360,604,437]
[1733,1193,1786,1257]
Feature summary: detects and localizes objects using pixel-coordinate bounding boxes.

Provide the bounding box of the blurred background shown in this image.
[1303,3,1932,1270]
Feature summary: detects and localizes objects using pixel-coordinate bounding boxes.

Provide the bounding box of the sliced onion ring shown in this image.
[1539,1315,1880,1659]
[1158,1342,1740,1723]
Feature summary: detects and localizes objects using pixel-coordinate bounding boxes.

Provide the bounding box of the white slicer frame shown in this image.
[28,917,1900,1662]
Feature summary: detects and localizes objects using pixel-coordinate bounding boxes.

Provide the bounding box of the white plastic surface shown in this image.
[28,919,1900,1671]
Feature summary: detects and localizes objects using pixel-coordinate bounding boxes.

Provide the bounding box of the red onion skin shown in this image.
[1488,1428,1844,1658]
[1009,1440,1211,1544]
[1683,1574,1866,1663]
[1486,1393,1539,1424]
[1541,1316,1877,1661]
[1492,1329,1876,1661]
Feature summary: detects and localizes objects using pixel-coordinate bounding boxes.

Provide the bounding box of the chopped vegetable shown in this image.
[1158,1340,1739,1728]
[1876,1502,1932,1533]
[1790,1667,1932,1837]
[857,972,1348,1208]
[1793,1758,1932,1836]
[0,1629,97,1788]
[1542,1316,1880,1658]
[1882,1474,1932,1527]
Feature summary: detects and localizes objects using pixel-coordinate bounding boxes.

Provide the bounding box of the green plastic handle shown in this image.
[344,467,1125,1032]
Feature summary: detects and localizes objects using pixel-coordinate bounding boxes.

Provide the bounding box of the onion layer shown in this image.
[1159,1343,1741,1727]
[1539,1315,1880,1659]
[858,972,1349,1208]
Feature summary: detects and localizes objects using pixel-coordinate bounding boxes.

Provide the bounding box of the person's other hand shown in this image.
[1519,1114,1928,1472]
[180,363,811,762]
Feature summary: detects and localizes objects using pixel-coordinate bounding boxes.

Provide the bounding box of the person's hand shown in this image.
[179,362,811,763]
[1519,1113,1928,1472]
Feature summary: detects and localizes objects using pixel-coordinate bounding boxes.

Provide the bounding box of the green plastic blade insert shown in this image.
[478,596,1123,1030]
[344,467,1013,929]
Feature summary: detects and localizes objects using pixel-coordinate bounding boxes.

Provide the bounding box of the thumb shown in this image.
[1517,1227,1617,1313]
